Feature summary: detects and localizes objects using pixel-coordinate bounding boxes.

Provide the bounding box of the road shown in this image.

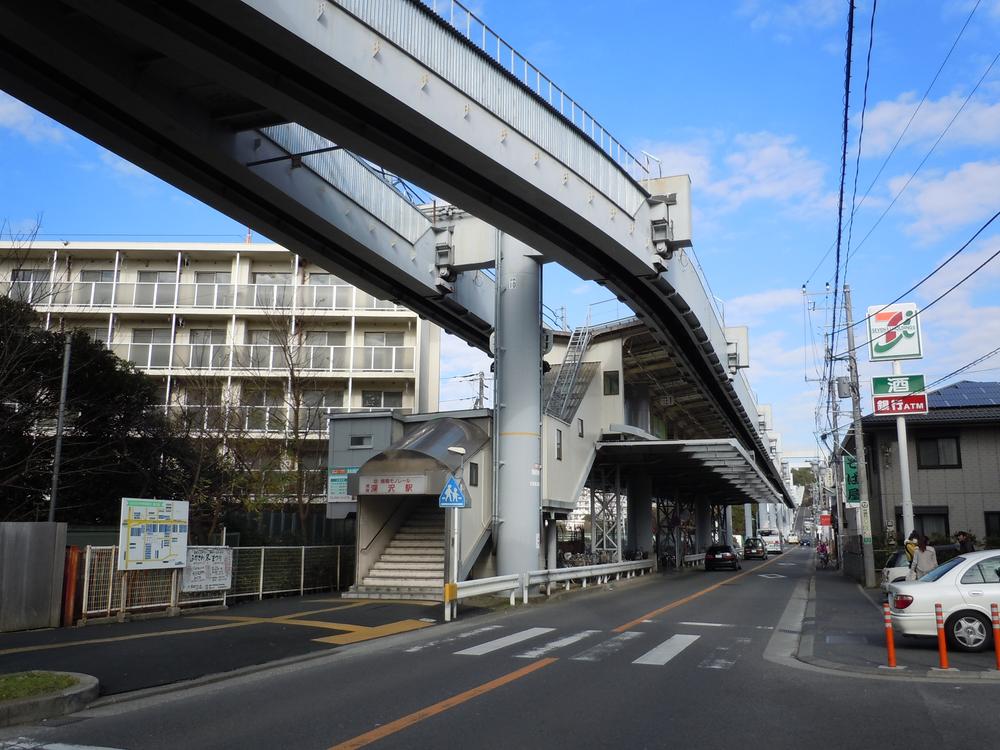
[3,548,998,750]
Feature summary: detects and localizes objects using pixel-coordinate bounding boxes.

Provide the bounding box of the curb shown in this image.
[0,672,99,728]
[794,570,1000,683]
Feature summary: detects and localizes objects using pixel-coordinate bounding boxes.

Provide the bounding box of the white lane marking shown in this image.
[677,621,733,628]
[0,743,125,750]
[633,634,700,666]
[405,625,503,653]
[759,573,787,579]
[777,563,798,567]
[571,631,643,662]
[516,630,601,658]
[455,627,554,656]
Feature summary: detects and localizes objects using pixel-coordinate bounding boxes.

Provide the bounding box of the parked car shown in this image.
[881,549,911,594]
[743,537,768,560]
[888,550,1000,652]
[705,544,741,571]
[786,533,800,545]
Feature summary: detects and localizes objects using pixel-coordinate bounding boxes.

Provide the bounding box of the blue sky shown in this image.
[2,0,999,458]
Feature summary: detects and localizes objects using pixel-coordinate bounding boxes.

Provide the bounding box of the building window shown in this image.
[917,437,961,469]
[603,371,619,396]
[577,418,584,437]
[9,268,50,303]
[252,271,292,307]
[896,509,950,541]
[985,513,1000,540]
[349,435,372,449]
[469,462,479,487]
[363,331,405,347]
[131,328,172,368]
[362,390,403,408]
[556,429,563,461]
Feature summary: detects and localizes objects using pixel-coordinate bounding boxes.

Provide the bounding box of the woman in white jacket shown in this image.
[909,535,938,579]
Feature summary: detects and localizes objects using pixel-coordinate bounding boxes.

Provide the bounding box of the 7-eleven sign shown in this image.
[867,303,922,361]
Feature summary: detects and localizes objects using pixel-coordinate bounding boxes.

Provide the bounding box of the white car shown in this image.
[786,533,800,545]
[888,550,1000,652]
[881,549,912,594]
[759,529,782,554]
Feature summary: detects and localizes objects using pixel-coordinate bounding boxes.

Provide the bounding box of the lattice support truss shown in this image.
[588,466,625,557]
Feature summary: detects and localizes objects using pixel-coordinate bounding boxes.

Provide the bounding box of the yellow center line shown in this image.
[328,658,558,750]
[0,621,257,656]
[613,554,783,632]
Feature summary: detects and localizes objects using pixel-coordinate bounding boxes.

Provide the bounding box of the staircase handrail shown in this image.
[359,499,409,552]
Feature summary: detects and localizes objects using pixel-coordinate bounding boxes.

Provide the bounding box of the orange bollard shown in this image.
[991,603,1000,671]
[935,603,950,670]
[883,603,897,668]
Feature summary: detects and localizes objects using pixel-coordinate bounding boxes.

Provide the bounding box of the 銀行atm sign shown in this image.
[872,394,929,415]
[867,303,922,361]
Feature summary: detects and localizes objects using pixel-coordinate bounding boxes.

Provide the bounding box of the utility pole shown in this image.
[844,285,876,588]
[827,338,845,571]
[474,371,485,410]
[49,336,72,522]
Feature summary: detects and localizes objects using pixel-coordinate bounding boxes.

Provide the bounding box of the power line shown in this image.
[925,344,1000,390]
[828,0,857,378]
[834,243,1000,358]
[846,48,1000,263]
[843,0,877,282]
[833,207,1000,335]
[851,0,982,221]
[803,0,981,286]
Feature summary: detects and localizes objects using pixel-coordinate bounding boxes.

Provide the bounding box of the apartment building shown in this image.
[1,241,440,495]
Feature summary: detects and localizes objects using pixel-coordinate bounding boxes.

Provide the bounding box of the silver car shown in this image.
[888,550,1000,652]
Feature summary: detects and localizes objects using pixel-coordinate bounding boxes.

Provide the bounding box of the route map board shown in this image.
[117,498,189,571]
[181,546,233,592]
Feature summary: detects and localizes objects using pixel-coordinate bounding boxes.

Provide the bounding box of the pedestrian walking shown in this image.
[955,530,975,554]
[909,535,938,580]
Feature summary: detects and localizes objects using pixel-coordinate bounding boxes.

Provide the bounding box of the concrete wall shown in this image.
[871,424,1000,540]
[0,522,67,632]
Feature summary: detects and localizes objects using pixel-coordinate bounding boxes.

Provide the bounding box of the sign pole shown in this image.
[894,360,915,538]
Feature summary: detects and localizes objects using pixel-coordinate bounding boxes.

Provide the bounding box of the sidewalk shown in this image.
[799,566,1000,680]
[0,594,452,696]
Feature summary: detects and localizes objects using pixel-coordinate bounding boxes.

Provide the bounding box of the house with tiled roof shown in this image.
[851,381,1000,545]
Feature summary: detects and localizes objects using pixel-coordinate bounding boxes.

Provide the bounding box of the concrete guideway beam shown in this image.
[0,0,494,348]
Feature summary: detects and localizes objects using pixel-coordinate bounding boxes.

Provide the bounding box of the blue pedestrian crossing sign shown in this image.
[438,474,468,508]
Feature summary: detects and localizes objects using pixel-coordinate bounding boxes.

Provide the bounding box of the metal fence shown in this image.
[80,545,355,621]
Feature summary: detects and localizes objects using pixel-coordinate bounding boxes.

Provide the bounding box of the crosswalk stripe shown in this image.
[571,631,643,662]
[455,627,554,656]
[632,634,700,666]
[405,625,503,653]
[516,630,601,658]
[698,636,752,670]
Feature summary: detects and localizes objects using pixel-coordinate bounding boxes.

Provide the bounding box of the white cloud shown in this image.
[862,93,1000,156]
[0,93,66,144]
[725,287,804,326]
[99,149,148,179]
[738,0,842,36]
[704,132,828,211]
[889,160,1000,239]
[638,139,714,188]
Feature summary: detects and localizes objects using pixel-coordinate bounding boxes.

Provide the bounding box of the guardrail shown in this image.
[682,553,706,568]
[443,573,521,621]
[443,560,654,620]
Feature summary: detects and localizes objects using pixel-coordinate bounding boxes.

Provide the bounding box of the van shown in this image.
[759,529,782,554]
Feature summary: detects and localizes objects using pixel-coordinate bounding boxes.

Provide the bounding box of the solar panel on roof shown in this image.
[928,381,1000,408]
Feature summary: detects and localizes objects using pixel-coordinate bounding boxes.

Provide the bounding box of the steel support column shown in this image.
[495,235,543,576]
[626,474,652,558]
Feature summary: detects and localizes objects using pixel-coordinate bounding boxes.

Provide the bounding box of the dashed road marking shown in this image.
[677,621,733,628]
[516,630,601,659]
[633,634,700,666]
[455,627,554,656]
[405,625,503,653]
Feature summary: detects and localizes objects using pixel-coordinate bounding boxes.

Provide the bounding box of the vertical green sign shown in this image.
[842,455,860,507]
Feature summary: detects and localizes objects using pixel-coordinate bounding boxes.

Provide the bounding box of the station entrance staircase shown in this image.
[343,506,446,601]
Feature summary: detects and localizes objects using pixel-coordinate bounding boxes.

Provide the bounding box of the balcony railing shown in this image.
[3,280,406,313]
[163,404,410,435]
[111,342,414,373]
